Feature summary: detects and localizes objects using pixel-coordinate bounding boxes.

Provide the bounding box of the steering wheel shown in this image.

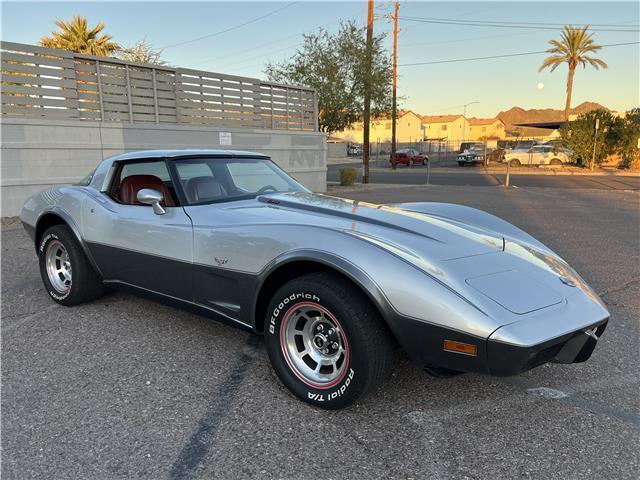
[257,185,278,195]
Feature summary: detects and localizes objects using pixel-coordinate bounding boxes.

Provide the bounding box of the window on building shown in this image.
[385,124,391,130]
[441,125,447,131]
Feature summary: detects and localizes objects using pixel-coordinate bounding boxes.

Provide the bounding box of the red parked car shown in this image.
[391,148,429,166]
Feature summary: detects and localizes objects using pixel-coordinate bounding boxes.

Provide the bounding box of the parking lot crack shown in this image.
[168,334,260,480]
[598,277,640,298]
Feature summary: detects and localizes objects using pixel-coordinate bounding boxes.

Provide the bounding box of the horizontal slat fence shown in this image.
[0,41,318,130]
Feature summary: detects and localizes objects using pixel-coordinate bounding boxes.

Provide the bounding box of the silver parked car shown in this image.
[504,145,572,167]
[21,150,608,409]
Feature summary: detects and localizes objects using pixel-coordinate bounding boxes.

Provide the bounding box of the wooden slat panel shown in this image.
[1,73,76,88]
[73,61,97,73]
[158,114,178,123]
[1,84,77,97]
[94,75,128,87]
[1,105,78,117]
[100,85,129,97]
[1,62,74,78]
[1,94,78,108]
[177,67,260,84]
[128,96,156,106]
[100,111,132,121]
[1,41,317,129]
[102,103,130,113]
[177,109,264,121]
[77,91,100,101]
[131,104,176,115]
[178,93,263,106]
[178,103,263,116]
[132,112,157,122]
[177,75,261,91]
[1,52,75,68]
[128,69,153,81]
[178,117,266,128]
[1,41,73,58]
[157,98,176,107]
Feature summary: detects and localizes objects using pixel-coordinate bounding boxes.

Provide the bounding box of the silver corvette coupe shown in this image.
[21,150,609,409]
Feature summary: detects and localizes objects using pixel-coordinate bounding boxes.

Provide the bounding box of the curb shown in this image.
[363,166,639,177]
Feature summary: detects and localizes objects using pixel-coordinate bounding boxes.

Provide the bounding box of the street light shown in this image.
[462,101,479,142]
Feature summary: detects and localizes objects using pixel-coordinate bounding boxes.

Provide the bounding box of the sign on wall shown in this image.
[219,132,232,146]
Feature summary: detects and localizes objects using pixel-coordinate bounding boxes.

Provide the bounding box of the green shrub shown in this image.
[560,108,640,169]
[339,168,358,186]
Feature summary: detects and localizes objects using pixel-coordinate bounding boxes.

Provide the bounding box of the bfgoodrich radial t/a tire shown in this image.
[264,272,394,409]
[38,225,104,306]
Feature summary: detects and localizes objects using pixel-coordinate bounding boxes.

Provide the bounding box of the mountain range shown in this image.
[496,101,608,135]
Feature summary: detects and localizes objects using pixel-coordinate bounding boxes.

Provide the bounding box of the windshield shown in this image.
[74,169,95,186]
[171,157,308,205]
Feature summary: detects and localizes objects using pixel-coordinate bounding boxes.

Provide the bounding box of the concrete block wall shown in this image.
[0,118,327,216]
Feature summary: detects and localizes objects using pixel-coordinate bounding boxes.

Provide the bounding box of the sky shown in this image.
[1,0,638,118]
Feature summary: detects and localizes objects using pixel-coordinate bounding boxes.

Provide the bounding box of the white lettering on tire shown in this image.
[39,233,58,253]
[268,292,320,334]
[307,368,355,403]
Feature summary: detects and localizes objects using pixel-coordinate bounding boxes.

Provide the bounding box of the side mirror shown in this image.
[137,188,166,215]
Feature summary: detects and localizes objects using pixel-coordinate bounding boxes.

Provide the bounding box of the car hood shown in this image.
[260,192,504,261]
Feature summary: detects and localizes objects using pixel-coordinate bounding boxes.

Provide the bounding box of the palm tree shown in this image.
[40,15,120,56]
[539,25,608,120]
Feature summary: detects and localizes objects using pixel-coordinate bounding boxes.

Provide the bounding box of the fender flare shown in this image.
[252,248,396,333]
[36,207,104,278]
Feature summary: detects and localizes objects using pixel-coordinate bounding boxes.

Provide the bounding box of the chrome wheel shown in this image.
[45,240,72,294]
[281,303,349,388]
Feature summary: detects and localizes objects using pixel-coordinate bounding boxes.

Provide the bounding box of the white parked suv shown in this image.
[504,145,572,167]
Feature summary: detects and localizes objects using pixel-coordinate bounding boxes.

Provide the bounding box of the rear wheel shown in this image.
[264,272,394,409]
[550,158,563,166]
[38,225,104,306]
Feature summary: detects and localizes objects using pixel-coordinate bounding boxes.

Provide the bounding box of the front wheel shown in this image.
[549,158,563,166]
[509,159,521,167]
[264,272,394,409]
[38,225,104,306]
[458,161,466,167]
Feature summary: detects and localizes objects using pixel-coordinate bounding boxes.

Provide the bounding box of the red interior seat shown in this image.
[119,175,176,206]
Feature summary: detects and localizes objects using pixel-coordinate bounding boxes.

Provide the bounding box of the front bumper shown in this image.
[458,155,483,163]
[486,319,608,376]
[387,289,609,377]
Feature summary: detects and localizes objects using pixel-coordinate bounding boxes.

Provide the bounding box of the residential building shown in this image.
[333,110,424,144]
[421,114,468,142]
[468,118,506,140]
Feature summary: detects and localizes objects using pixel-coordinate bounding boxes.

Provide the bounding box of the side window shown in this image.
[110,161,178,206]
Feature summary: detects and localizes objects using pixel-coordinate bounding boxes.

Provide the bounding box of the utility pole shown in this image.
[390,0,399,170]
[362,0,374,184]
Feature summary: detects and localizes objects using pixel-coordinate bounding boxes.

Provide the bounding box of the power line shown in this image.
[159,1,300,50]
[400,31,537,48]
[402,16,639,28]
[399,16,640,32]
[186,9,363,69]
[399,41,640,67]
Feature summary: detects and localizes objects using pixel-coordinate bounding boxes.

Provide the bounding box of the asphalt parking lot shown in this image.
[2,184,639,479]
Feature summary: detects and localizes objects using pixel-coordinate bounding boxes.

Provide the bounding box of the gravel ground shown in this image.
[2,184,639,479]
